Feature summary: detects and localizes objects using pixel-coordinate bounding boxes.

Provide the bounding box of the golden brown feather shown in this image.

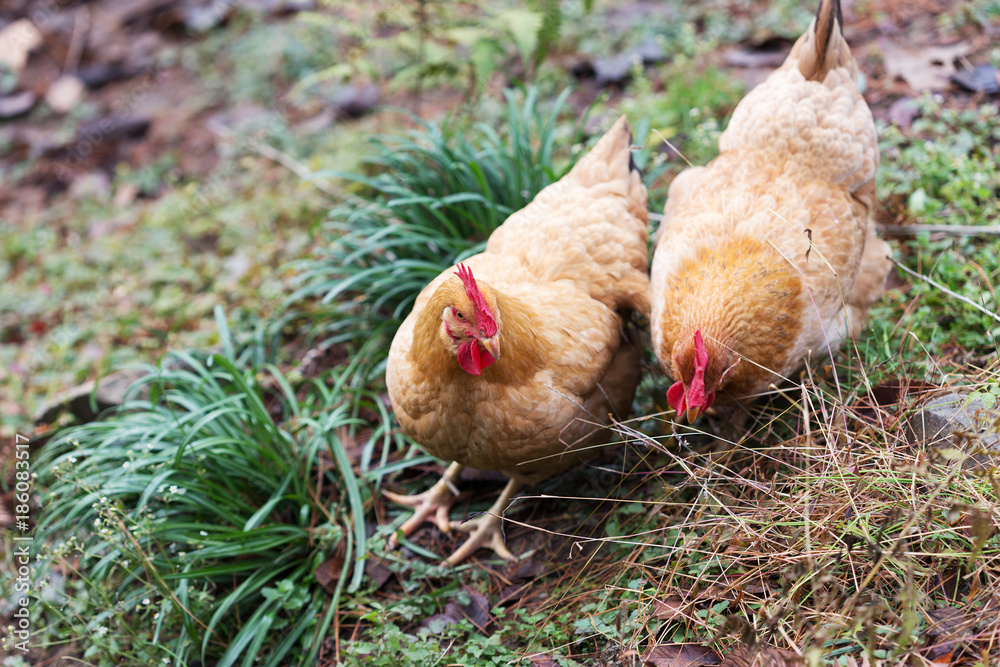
[650,0,891,420]
[386,116,649,563]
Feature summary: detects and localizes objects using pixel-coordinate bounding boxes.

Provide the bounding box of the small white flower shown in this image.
[688,107,700,118]
[122,560,130,567]
[68,456,78,463]
[97,626,108,635]
[169,485,178,493]
[200,531,208,536]
[146,442,154,450]
[122,461,130,469]
[143,598,151,605]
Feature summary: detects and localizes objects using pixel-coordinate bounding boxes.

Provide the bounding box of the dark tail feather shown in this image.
[798,0,848,81]
[813,0,842,63]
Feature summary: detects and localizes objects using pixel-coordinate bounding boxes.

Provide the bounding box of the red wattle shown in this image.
[457,342,496,376]
[667,381,687,412]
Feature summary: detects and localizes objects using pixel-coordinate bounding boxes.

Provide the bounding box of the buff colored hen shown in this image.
[650,0,891,421]
[385,117,649,565]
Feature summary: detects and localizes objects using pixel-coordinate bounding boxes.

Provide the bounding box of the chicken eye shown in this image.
[455,310,464,320]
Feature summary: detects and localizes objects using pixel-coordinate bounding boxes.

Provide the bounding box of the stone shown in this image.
[907,391,1000,470]
[32,368,150,426]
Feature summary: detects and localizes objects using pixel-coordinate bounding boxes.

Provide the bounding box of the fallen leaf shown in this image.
[881,42,970,92]
[886,97,920,130]
[363,556,392,591]
[925,607,970,660]
[719,645,804,667]
[643,644,721,667]
[527,652,556,667]
[454,588,492,633]
[654,595,689,621]
[314,553,346,594]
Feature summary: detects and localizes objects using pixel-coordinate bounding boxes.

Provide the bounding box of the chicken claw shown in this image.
[444,477,521,566]
[384,462,465,547]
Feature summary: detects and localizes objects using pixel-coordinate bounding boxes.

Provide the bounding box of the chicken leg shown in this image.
[445,477,521,565]
[384,461,464,547]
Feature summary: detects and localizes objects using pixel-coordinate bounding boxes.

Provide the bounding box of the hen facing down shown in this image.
[385,116,650,565]
[650,0,891,422]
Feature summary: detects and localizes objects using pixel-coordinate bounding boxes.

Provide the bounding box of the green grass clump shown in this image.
[870,96,1000,373]
[279,86,578,385]
[30,313,379,666]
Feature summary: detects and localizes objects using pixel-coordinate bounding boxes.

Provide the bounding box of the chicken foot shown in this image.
[384,461,464,548]
[445,477,521,566]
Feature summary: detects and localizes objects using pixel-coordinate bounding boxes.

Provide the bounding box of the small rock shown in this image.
[0,19,43,77]
[328,84,379,119]
[724,39,792,68]
[46,75,87,114]
[907,391,1000,470]
[887,97,920,130]
[951,64,1000,95]
[79,63,134,89]
[33,368,150,425]
[0,91,37,118]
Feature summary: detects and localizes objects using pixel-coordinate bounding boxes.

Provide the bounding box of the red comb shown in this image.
[687,329,710,407]
[454,264,497,336]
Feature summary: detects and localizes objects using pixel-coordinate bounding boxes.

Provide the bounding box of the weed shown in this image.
[278,86,579,388]
[30,312,378,666]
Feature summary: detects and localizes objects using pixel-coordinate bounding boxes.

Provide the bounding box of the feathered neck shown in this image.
[410,281,549,387]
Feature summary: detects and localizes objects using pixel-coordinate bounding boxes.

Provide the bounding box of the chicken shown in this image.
[385,116,649,565]
[649,0,890,422]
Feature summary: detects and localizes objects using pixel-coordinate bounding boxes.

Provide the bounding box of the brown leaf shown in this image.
[719,645,804,667]
[364,556,392,591]
[454,588,493,633]
[314,554,345,595]
[886,98,920,131]
[527,652,556,667]
[882,42,970,92]
[925,607,970,660]
[654,595,689,621]
[961,507,997,543]
[643,644,721,667]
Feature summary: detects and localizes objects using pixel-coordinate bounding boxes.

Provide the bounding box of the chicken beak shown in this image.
[480,335,501,360]
[685,406,703,423]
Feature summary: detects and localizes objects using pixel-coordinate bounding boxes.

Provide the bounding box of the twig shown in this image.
[878,223,1000,237]
[207,120,338,196]
[651,128,694,169]
[64,6,90,75]
[891,256,1000,325]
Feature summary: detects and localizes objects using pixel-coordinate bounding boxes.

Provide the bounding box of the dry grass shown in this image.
[523,358,1000,665]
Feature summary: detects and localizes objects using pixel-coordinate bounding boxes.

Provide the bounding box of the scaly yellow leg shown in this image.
[384,462,464,548]
[445,477,521,566]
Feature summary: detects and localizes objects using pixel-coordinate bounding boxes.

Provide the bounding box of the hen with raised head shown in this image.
[385,116,649,564]
[650,0,891,422]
